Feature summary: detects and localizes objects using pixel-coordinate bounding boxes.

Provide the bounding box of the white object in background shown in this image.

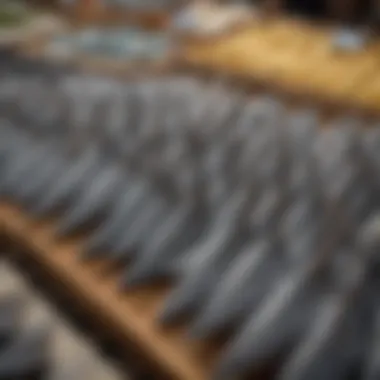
[172,3,255,36]
[332,28,369,52]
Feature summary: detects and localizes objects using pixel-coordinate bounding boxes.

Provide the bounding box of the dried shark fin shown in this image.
[56,164,124,237]
[189,240,277,339]
[160,189,250,325]
[30,146,101,217]
[124,203,206,287]
[81,177,152,260]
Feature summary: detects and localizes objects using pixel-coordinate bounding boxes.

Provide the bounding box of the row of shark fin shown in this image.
[1,51,380,379]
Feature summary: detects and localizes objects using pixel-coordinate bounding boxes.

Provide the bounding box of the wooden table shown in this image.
[178,15,380,115]
[0,204,220,380]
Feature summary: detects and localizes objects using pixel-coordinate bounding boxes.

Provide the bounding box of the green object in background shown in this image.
[48,27,172,60]
[0,2,30,28]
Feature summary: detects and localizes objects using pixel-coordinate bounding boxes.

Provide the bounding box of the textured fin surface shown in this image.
[2,53,380,380]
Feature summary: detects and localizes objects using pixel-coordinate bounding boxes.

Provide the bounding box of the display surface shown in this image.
[180,17,380,114]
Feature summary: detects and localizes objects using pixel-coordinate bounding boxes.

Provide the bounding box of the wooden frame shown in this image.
[0,203,218,380]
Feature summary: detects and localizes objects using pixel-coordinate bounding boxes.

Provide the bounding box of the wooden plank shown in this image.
[179,16,380,114]
[0,204,219,380]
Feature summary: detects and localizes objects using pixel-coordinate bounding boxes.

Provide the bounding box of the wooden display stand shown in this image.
[177,12,380,115]
[0,203,220,380]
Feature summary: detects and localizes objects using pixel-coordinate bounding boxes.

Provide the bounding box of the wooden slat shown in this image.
[0,204,219,380]
[179,16,380,114]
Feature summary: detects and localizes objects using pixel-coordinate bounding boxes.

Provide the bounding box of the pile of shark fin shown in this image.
[1,52,380,379]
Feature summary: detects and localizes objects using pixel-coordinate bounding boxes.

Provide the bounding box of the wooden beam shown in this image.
[179,17,380,114]
[0,204,218,380]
